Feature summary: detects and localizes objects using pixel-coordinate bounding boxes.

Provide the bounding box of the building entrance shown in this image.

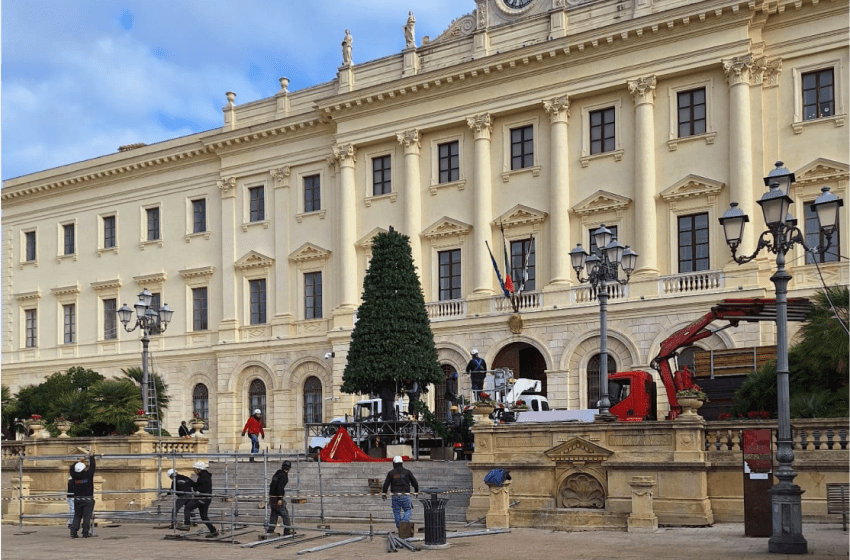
[492,342,547,397]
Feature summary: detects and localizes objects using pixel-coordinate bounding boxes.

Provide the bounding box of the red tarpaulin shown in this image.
[319,426,408,463]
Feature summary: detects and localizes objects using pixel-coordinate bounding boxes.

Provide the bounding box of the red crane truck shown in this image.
[608,297,812,421]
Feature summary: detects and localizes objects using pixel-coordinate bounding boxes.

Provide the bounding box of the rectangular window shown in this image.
[590,107,616,155]
[802,69,835,121]
[805,202,840,263]
[438,249,462,301]
[25,231,36,262]
[193,287,209,331]
[192,199,206,233]
[510,239,535,292]
[63,304,76,344]
[677,88,706,138]
[25,309,37,348]
[305,272,323,319]
[147,208,160,241]
[63,224,75,255]
[372,155,392,196]
[103,216,116,248]
[678,213,710,273]
[589,225,618,256]
[103,299,117,340]
[148,292,163,335]
[250,279,267,324]
[304,175,321,213]
[438,141,459,184]
[249,186,265,222]
[510,125,534,170]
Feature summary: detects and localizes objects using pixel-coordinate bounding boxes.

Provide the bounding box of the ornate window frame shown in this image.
[580,99,624,167]
[791,59,846,134]
[140,203,163,249]
[98,211,119,256]
[363,146,398,207]
[19,227,38,269]
[289,243,330,322]
[666,78,718,151]
[91,278,122,345]
[423,217,472,302]
[501,115,542,182]
[242,180,270,231]
[429,133,466,194]
[57,219,78,263]
[185,195,211,242]
[295,164,327,222]
[659,175,725,275]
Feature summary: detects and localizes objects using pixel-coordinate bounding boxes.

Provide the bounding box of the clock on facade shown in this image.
[503,0,534,7]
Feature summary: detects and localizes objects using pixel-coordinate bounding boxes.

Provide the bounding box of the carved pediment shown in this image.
[357,227,388,249]
[289,243,330,263]
[133,272,167,287]
[572,190,632,216]
[545,437,614,462]
[660,175,725,202]
[494,204,548,228]
[235,250,274,270]
[426,12,477,46]
[51,284,81,297]
[91,278,122,293]
[793,158,849,185]
[179,266,216,281]
[423,217,472,240]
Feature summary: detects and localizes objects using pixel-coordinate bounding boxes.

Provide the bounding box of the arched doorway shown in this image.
[492,342,548,396]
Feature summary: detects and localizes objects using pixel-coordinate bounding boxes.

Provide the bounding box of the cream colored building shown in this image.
[3,0,847,453]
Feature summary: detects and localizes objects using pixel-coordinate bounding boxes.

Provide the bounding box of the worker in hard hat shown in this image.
[241,409,265,462]
[466,349,488,396]
[165,468,194,529]
[381,456,419,536]
[265,460,294,536]
[68,454,96,538]
[179,461,218,537]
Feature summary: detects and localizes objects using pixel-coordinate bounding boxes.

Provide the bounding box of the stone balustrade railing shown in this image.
[425,298,466,321]
[571,282,628,304]
[659,270,724,295]
[704,418,849,452]
[493,291,543,313]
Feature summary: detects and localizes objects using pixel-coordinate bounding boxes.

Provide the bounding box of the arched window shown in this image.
[303,376,322,425]
[436,364,454,421]
[249,379,266,426]
[678,347,698,376]
[193,383,209,429]
[587,354,617,409]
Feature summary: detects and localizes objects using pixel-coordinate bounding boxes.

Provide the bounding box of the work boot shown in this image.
[205,531,220,538]
[70,532,78,539]
[249,457,255,463]
[82,533,90,538]
[174,523,190,531]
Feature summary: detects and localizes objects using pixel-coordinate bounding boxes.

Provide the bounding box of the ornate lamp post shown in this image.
[718,161,843,555]
[569,225,638,422]
[117,289,174,424]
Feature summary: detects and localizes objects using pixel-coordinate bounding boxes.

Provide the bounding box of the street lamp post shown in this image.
[117,289,174,425]
[570,225,638,422]
[718,161,843,555]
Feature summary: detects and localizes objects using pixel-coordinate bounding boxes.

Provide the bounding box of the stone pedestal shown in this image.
[402,48,419,77]
[486,479,511,529]
[628,476,658,533]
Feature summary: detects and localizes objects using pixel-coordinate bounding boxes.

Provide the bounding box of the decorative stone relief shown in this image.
[628,75,657,106]
[723,54,755,87]
[271,166,291,188]
[396,129,421,154]
[559,473,605,508]
[544,95,570,124]
[218,177,236,198]
[572,190,632,217]
[761,58,782,87]
[466,113,493,140]
[332,143,357,167]
[234,251,274,273]
[428,13,477,45]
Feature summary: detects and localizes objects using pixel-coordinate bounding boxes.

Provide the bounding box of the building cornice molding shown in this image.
[660,175,725,202]
[91,278,122,293]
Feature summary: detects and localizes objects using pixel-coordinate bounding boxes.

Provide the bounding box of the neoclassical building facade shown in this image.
[3,0,848,452]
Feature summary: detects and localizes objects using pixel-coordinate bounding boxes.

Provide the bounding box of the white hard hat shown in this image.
[192,461,208,470]
[167,469,176,477]
[471,348,478,355]
[393,455,403,464]
[74,462,86,473]
[253,409,261,415]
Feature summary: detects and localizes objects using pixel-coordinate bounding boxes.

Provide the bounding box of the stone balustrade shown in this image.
[425,298,466,321]
[493,291,543,313]
[705,418,848,452]
[659,270,724,295]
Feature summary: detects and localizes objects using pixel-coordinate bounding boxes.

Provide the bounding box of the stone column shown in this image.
[271,167,293,332]
[397,129,423,274]
[217,177,240,341]
[628,75,659,276]
[627,476,658,533]
[544,96,572,286]
[333,144,358,310]
[486,479,511,528]
[724,55,757,256]
[467,113,494,295]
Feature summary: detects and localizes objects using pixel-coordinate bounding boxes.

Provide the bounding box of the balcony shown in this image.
[426,299,466,321]
[660,270,724,296]
[493,290,543,313]
[571,282,628,305]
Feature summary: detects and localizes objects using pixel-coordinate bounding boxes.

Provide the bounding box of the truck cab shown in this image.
[608,370,657,421]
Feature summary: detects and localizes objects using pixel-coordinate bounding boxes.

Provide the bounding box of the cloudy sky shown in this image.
[2,0,469,181]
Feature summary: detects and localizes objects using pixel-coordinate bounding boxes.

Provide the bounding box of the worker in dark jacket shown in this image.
[381,456,419,531]
[178,421,191,438]
[466,349,487,395]
[166,468,194,529]
[265,460,293,535]
[69,454,96,538]
[180,461,218,537]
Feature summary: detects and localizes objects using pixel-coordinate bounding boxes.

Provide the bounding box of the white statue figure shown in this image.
[342,29,353,66]
[404,12,416,49]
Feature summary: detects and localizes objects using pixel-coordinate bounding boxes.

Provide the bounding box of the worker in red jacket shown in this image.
[242,409,265,461]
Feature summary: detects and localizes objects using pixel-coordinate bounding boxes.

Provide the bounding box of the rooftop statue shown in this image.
[404,11,416,49]
[342,29,353,66]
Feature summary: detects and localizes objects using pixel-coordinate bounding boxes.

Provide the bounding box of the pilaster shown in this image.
[628,75,659,276]
[271,166,293,334]
[217,177,240,341]
[724,55,757,256]
[332,143,359,312]
[467,113,494,296]
[397,129,423,273]
[544,95,572,288]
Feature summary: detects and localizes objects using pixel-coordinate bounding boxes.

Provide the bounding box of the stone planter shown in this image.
[190,421,205,432]
[26,423,44,439]
[471,405,495,425]
[133,418,150,435]
[56,422,71,438]
[677,397,704,419]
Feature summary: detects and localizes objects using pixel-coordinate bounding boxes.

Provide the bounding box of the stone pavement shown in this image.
[2,521,847,560]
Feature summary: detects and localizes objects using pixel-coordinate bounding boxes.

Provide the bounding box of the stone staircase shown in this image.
[148,459,474,529]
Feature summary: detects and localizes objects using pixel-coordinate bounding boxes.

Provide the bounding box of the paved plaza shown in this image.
[2,521,847,559]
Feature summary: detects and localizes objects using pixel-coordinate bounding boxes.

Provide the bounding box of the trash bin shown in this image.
[419,487,448,546]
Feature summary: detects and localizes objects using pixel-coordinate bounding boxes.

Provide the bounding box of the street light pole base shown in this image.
[593,412,618,423]
[768,484,807,554]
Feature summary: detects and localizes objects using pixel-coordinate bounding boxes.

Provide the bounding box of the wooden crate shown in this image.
[694,346,777,378]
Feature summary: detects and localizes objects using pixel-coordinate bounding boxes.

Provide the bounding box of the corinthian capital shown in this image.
[723,54,755,87]
[466,113,493,140]
[217,177,236,198]
[271,166,291,188]
[396,129,421,154]
[627,75,657,106]
[332,143,357,167]
[543,95,570,124]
